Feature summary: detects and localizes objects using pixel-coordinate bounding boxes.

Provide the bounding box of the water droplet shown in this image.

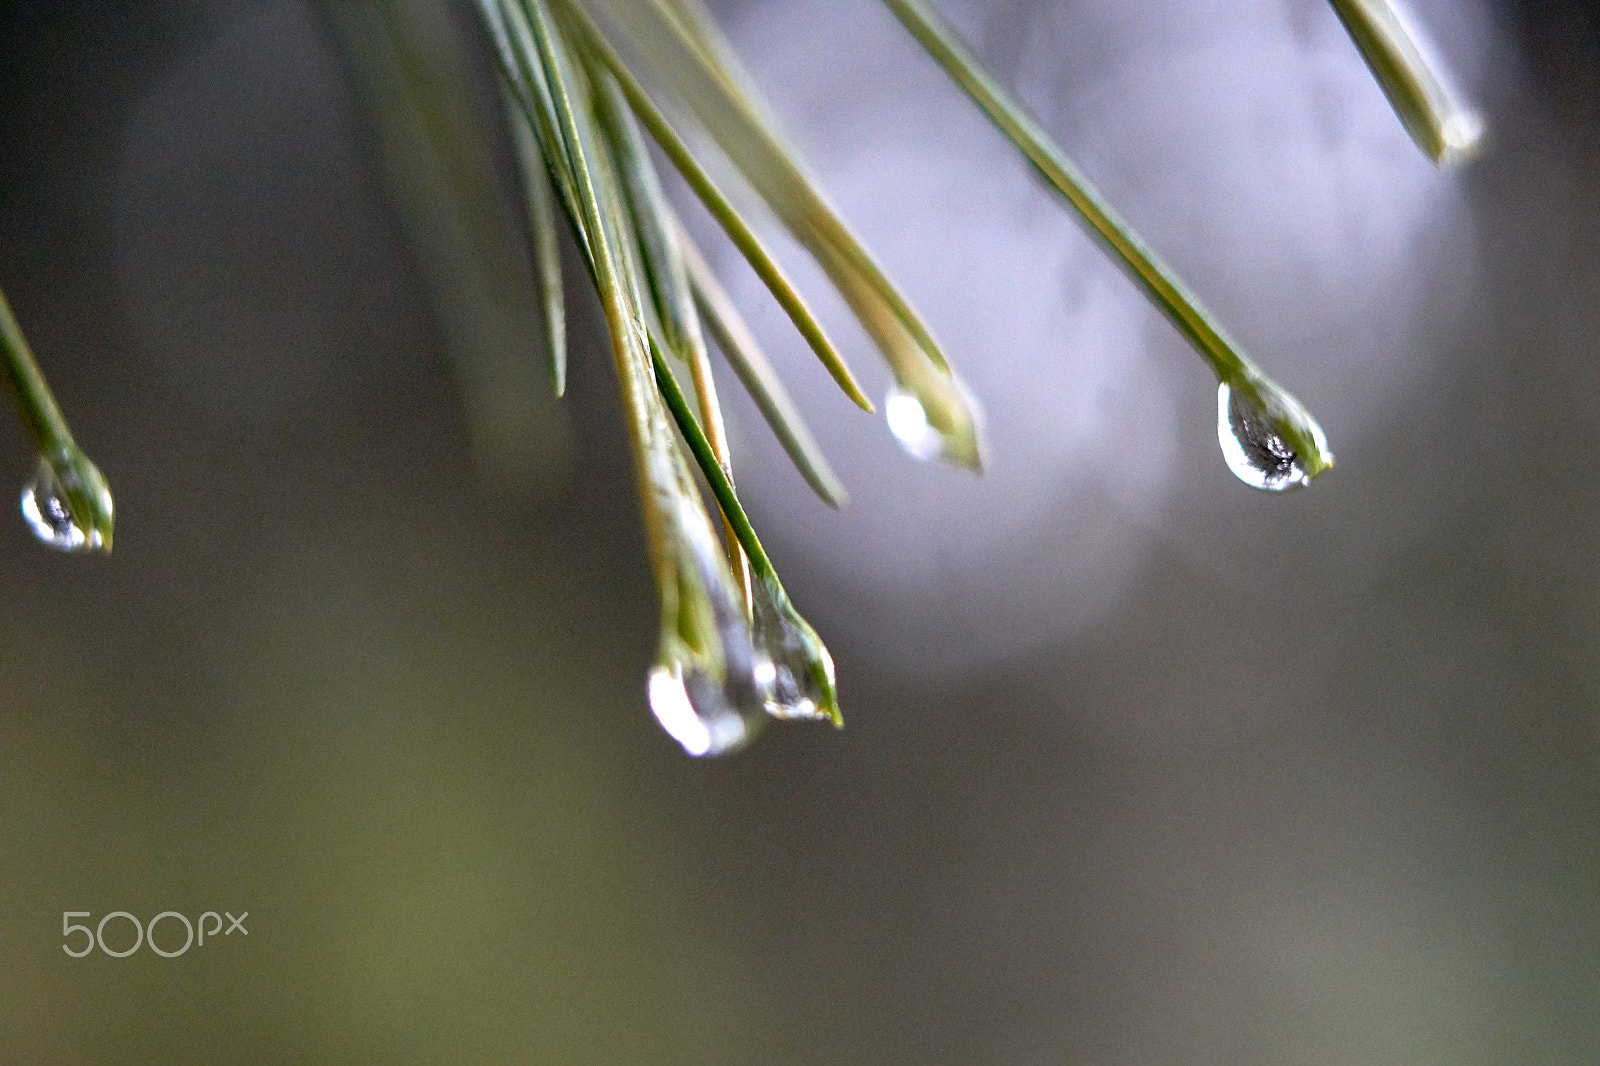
[752,592,833,722]
[649,663,765,757]
[21,458,105,552]
[1217,381,1331,492]
[886,374,985,471]
[648,494,774,756]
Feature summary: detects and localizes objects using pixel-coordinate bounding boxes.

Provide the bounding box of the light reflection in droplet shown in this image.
[20,458,103,552]
[1217,381,1327,492]
[648,664,761,757]
[752,589,831,722]
[885,377,985,471]
[885,386,937,460]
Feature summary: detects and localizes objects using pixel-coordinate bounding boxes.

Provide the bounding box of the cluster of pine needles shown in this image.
[0,0,1482,755]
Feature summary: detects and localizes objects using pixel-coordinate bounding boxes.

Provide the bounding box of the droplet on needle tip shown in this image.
[649,662,767,757]
[21,455,111,552]
[885,374,985,472]
[1217,381,1332,492]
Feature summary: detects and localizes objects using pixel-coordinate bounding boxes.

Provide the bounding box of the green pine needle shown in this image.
[883,0,1332,484]
[0,286,114,553]
[1327,0,1485,167]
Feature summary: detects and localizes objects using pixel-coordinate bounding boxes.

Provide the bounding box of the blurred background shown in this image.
[1,0,1597,1061]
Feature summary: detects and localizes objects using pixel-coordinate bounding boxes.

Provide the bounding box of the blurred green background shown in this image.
[2,0,1599,1062]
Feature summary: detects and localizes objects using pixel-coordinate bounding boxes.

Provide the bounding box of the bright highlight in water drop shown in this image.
[21,458,106,552]
[886,387,937,459]
[648,663,762,757]
[751,588,833,722]
[1217,381,1329,492]
[885,375,985,471]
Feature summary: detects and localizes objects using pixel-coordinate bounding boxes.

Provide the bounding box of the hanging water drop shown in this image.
[752,591,833,722]
[761,642,826,722]
[648,492,777,756]
[1216,381,1331,492]
[649,662,768,757]
[648,629,772,756]
[21,457,106,552]
[885,374,985,471]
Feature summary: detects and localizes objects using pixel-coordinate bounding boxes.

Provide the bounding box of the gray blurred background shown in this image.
[1,0,1598,1061]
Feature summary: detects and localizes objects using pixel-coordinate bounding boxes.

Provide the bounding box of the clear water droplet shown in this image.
[21,458,103,551]
[649,495,775,756]
[648,663,765,757]
[752,592,832,722]
[1217,381,1329,492]
[885,374,985,471]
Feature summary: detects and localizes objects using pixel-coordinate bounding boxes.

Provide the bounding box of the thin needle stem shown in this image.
[0,287,75,457]
[554,0,874,413]
[883,0,1253,385]
[1327,0,1484,166]
[677,218,847,508]
[509,104,569,395]
[0,285,115,550]
[883,0,1331,480]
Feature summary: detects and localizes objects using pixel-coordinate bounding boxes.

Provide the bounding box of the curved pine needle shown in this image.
[588,65,732,477]
[589,69,703,370]
[481,2,564,183]
[883,0,1331,481]
[647,328,841,725]
[529,0,764,680]
[507,100,569,396]
[593,0,956,380]
[518,0,678,572]
[482,0,593,266]
[553,0,874,415]
[589,62,751,603]
[677,221,848,509]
